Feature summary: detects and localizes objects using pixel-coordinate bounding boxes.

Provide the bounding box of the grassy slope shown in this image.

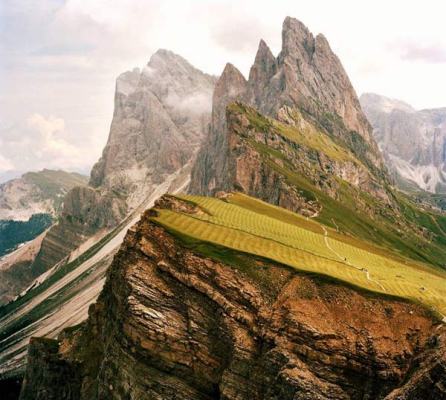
[229,102,446,269]
[151,193,446,319]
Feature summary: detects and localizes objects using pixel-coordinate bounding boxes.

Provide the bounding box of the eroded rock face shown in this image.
[90,49,216,209]
[361,93,446,193]
[31,186,127,273]
[19,197,446,400]
[190,17,384,196]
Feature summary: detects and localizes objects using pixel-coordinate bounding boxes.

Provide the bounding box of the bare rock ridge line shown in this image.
[361,92,446,194]
[18,195,446,400]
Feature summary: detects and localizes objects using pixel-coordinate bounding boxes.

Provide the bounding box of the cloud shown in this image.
[0,113,101,175]
[165,89,214,115]
[399,42,446,64]
[0,154,14,172]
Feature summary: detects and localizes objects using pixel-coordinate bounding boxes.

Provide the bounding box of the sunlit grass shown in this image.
[152,193,446,319]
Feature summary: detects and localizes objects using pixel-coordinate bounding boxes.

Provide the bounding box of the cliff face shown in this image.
[90,49,216,209]
[208,102,390,218]
[190,17,384,196]
[19,196,446,400]
[31,186,127,273]
[360,93,446,193]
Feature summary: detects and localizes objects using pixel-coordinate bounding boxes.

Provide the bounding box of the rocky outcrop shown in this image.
[19,196,446,399]
[90,49,216,209]
[360,93,446,193]
[31,186,126,274]
[190,17,384,196]
[19,338,81,400]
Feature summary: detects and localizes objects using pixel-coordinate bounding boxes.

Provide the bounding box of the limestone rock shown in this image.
[90,49,216,208]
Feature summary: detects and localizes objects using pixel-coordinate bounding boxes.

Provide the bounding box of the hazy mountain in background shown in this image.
[0,170,87,222]
[360,93,446,193]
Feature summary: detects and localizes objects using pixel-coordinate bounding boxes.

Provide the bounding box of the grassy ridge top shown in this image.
[152,193,446,319]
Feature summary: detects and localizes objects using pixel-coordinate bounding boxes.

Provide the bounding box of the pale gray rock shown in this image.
[361,93,446,193]
[90,49,216,208]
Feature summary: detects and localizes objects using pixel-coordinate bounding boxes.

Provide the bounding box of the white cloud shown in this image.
[399,42,446,64]
[0,113,101,175]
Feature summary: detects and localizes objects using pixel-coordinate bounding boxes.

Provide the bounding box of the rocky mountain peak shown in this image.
[281,16,315,60]
[248,40,277,92]
[90,50,216,200]
[190,16,385,196]
[213,63,247,110]
[277,17,376,148]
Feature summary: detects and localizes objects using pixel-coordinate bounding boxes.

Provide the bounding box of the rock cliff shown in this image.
[190,17,384,196]
[19,195,446,399]
[90,49,216,209]
[360,93,446,193]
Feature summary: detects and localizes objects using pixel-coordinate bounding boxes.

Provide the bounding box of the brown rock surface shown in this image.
[19,197,446,399]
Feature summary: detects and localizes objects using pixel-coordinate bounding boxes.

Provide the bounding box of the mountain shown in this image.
[27,50,217,277]
[360,93,446,193]
[0,50,216,304]
[6,17,446,400]
[190,18,385,201]
[0,50,216,381]
[0,169,87,222]
[90,49,216,209]
[188,17,446,270]
[18,194,446,399]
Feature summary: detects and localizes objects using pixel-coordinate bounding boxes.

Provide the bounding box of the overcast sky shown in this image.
[1,0,446,182]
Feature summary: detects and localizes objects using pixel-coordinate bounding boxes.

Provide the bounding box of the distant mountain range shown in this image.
[360,93,446,193]
[0,169,87,221]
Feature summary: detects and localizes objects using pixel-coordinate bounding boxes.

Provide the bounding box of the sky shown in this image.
[1,0,446,182]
